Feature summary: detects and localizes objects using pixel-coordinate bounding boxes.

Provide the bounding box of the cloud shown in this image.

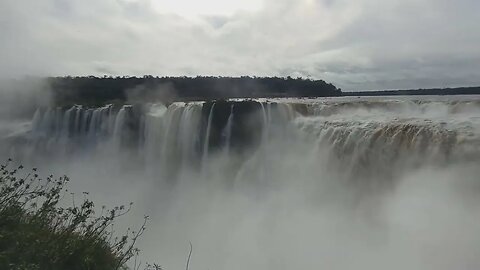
[0,0,479,90]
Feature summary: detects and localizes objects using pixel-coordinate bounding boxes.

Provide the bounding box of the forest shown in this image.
[2,76,479,118]
[48,76,341,106]
[343,86,480,96]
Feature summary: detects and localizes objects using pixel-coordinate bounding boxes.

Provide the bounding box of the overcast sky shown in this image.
[1,0,479,90]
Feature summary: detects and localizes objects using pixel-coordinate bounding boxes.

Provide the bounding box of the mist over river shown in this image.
[2,95,480,270]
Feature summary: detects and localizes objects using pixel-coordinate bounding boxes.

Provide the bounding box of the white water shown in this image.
[202,103,216,178]
[223,104,234,156]
[2,96,480,270]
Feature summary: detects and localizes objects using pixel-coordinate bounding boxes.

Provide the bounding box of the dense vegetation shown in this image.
[2,76,479,118]
[0,159,158,270]
[47,76,341,106]
[343,86,480,96]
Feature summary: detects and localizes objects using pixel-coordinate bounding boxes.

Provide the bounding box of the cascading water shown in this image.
[178,104,203,170]
[3,96,480,270]
[113,106,127,147]
[11,97,480,181]
[201,103,216,178]
[222,104,234,156]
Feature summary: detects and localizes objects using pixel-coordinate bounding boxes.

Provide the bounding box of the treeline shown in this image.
[48,76,341,106]
[343,86,480,96]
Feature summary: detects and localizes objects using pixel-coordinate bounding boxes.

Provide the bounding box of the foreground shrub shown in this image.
[0,159,149,270]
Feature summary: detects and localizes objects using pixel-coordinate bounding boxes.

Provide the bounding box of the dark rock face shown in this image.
[116,105,144,149]
[200,100,265,157]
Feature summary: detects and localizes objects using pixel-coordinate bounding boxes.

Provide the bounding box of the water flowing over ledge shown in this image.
[4,96,480,184]
[3,96,480,269]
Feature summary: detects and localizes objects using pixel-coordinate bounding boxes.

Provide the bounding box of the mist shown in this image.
[0,78,52,156]
[2,0,480,268]
[2,95,480,269]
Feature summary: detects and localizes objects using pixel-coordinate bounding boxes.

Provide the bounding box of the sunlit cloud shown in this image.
[150,0,264,17]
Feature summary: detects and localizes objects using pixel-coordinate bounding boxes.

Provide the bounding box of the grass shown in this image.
[0,159,159,270]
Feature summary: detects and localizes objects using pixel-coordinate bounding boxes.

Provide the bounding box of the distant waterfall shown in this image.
[30,105,115,148]
[201,103,216,177]
[178,104,203,168]
[11,97,480,182]
[222,104,234,156]
[112,106,127,148]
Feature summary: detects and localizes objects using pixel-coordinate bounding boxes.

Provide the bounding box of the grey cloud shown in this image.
[0,0,479,90]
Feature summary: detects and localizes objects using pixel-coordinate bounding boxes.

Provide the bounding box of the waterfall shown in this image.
[31,109,42,132]
[178,103,202,169]
[52,108,60,139]
[15,97,480,181]
[201,103,216,177]
[143,103,168,170]
[258,103,269,182]
[88,109,100,140]
[7,96,480,270]
[113,106,127,148]
[259,102,268,140]
[61,106,74,139]
[223,104,234,156]
[159,104,184,175]
[74,106,82,135]
[80,109,92,136]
